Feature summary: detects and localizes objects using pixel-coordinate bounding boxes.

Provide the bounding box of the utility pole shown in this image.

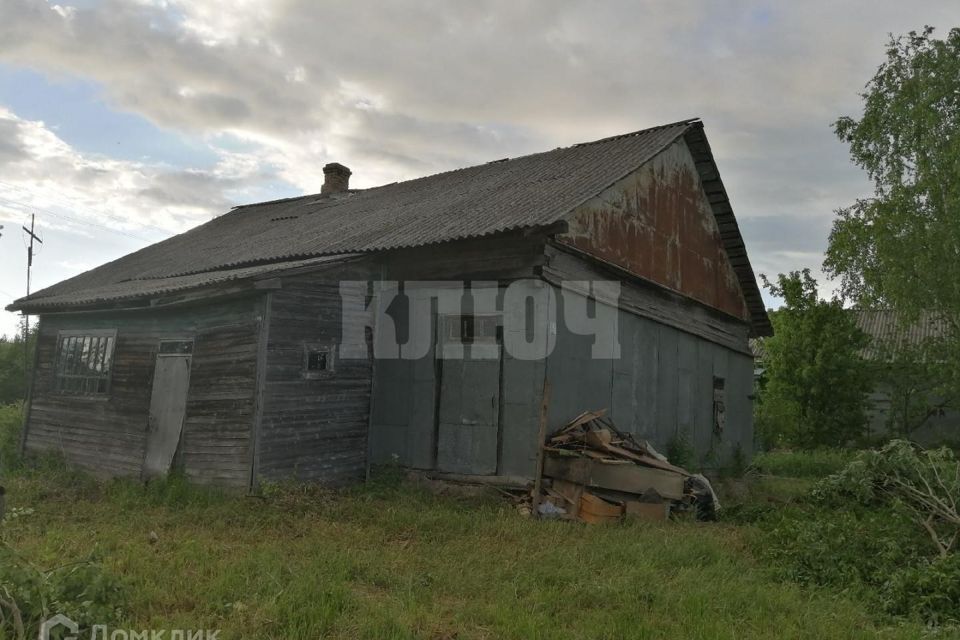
[22,214,41,394]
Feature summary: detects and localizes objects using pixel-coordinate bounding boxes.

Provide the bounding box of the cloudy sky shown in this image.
[0,0,958,336]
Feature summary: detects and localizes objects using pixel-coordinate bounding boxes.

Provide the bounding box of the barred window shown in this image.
[55,330,117,395]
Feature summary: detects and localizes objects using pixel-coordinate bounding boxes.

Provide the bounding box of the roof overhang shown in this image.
[6,254,362,314]
[683,122,772,337]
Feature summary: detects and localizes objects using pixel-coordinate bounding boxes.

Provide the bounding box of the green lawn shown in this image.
[0,465,929,640]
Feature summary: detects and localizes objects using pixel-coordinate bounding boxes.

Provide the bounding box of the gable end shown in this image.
[556,124,771,336]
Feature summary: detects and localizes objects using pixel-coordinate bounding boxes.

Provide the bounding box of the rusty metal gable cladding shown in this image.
[558,136,756,328]
[9,119,770,335]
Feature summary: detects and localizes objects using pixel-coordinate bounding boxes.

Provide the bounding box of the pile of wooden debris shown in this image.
[530,410,719,523]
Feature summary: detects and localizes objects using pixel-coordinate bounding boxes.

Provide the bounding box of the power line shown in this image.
[0,194,154,242]
[0,179,169,233]
[0,195,156,243]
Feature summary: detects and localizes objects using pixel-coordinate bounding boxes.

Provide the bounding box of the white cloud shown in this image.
[4,0,954,193]
[0,0,957,330]
[0,106,273,235]
[0,105,280,336]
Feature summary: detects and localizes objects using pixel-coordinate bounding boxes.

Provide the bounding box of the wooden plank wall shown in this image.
[545,293,755,470]
[541,247,756,468]
[367,235,550,476]
[256,274,374,485]
[378,232,548,281]
[257,234,549,485]
[368,280,550,478]
[26,296,262,487]
[541,244,751,355]
[183,308,261,487]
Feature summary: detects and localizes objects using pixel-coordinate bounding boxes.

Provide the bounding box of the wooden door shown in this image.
[436,316,501,475]
[142,341,193,480]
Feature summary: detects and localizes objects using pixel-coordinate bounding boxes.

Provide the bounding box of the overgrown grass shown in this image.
[751,448,857,478]
[1,465,930,639]
[0,408,941,638]
[731,445,960,628]
[0,402,22,474]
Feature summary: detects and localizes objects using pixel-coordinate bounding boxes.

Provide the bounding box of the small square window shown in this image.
[159,340,193,356]
[307,350,329,371]
[303,343,335,378]
[443,315,499,344]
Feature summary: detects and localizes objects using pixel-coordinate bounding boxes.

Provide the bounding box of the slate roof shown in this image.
[8,118,770,334]
[751,310,950,362]
[854,309,951,359]
[8,255,358,311]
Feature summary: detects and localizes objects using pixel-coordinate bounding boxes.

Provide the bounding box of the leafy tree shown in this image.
[825,26,960,397]
[756,270,872,448]
[870,338,957,440]
[0,320,36,405]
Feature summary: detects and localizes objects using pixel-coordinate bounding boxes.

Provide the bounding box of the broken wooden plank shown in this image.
[625,501,670,521]
[549,479,584,518]
[578,491,623,524]
[425,472,532,488]
[555,408,608,436]
[604,445,690,475]
[543,454,685,501]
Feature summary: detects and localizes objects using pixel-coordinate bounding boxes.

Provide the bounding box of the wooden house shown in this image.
[8,119,772,488]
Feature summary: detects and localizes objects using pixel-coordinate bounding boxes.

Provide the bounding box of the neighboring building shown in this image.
[7,119,771,489]
[752,310,957,445]
[855,310,958,445]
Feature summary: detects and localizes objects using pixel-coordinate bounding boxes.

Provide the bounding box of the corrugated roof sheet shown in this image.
[13,255,356,311]
[751,310,950,362]
[8,118,770,333]
[854,309,951,359]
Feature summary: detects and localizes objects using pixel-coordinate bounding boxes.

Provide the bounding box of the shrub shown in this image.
[756,270,873,449]
[761,503,927,588]
[0,403,23,474]
[812,440,960,557]
[666,430,695,469]
[1,507,126,639]
[754,440,960,626]
[883,555,960,626]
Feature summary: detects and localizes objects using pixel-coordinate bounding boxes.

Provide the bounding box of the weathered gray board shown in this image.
[258,235,548,484]
[368,279,549,478]
[543,455,685,501]
[544,273,755,472]
[24,296,261,487]
[436,345,502,475]
[370,268,753,479]
[255,267,374,486]
[541,244,752,355]
[142,354,192,479]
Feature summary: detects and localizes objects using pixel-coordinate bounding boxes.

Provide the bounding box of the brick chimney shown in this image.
[321,162,351,195]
